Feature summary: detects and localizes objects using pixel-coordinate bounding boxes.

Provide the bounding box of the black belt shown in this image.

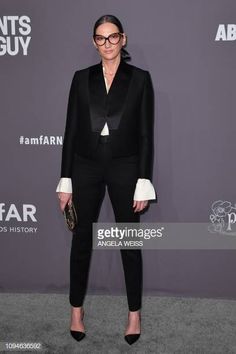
[98,135,110,144]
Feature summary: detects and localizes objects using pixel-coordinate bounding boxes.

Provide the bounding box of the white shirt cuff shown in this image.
[56,178,156,200]
[133,178,156,201]
[56,178,72,193]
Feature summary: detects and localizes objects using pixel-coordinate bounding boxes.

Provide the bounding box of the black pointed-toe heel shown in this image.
[70,307,86,342]
[124,333,140,345]
[70,330,86,342]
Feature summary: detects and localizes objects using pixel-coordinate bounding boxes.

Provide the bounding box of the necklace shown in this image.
[105,72,114,76]
[103,66,117,76]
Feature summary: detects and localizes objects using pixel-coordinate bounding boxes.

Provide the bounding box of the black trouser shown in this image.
[70,136,143,311]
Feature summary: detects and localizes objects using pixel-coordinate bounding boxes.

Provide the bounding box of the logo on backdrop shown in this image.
[19,135,63,146]
[215,24,236,41]
[0,203,38,234]
[0,15,31,56]
[208,200,236,235]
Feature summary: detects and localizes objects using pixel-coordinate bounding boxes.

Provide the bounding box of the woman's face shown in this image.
[93,22,126,61]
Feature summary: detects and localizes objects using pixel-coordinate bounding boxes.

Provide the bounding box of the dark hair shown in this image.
[93,14,131,62]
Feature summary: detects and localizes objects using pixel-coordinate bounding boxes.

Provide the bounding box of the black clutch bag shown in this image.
[63,202,77,231]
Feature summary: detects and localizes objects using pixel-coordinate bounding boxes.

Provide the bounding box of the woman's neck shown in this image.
[102,55,121,75]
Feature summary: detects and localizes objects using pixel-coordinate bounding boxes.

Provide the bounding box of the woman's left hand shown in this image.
[133,200,148,212]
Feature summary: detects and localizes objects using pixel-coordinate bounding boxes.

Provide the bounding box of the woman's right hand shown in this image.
[57,192,73,212]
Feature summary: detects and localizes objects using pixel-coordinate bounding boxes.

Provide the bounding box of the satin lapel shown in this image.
[106,59,133,130]
[88,63,107,132]
[88,59,133,132]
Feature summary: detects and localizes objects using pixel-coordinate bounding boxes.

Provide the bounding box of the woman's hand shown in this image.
[57,192,72,212]
[133,200,148,213]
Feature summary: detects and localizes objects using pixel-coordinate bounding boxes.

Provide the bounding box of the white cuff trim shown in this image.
[133,178,156,201]
[56,178,72,193]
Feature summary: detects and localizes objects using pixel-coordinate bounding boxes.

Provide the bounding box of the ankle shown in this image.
[71,306,84,318]
[128,309,141,316]
[71,306,83,311]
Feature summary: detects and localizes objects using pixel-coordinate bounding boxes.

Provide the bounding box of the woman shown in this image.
[56,14,156,345]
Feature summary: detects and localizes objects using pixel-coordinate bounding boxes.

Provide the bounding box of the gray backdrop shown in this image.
[0,0,236,299]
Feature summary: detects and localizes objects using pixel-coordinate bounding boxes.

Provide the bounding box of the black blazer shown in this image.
[60,58,154,180]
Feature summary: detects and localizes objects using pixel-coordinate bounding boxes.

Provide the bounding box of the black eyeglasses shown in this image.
[93,32,123,46]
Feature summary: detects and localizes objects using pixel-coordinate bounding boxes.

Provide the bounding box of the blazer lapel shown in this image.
[88,62,107,132]
[88,59,133,132]
[106,59,133,130]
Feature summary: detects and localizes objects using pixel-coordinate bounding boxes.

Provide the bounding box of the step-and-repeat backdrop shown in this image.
[1,0,236,298]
